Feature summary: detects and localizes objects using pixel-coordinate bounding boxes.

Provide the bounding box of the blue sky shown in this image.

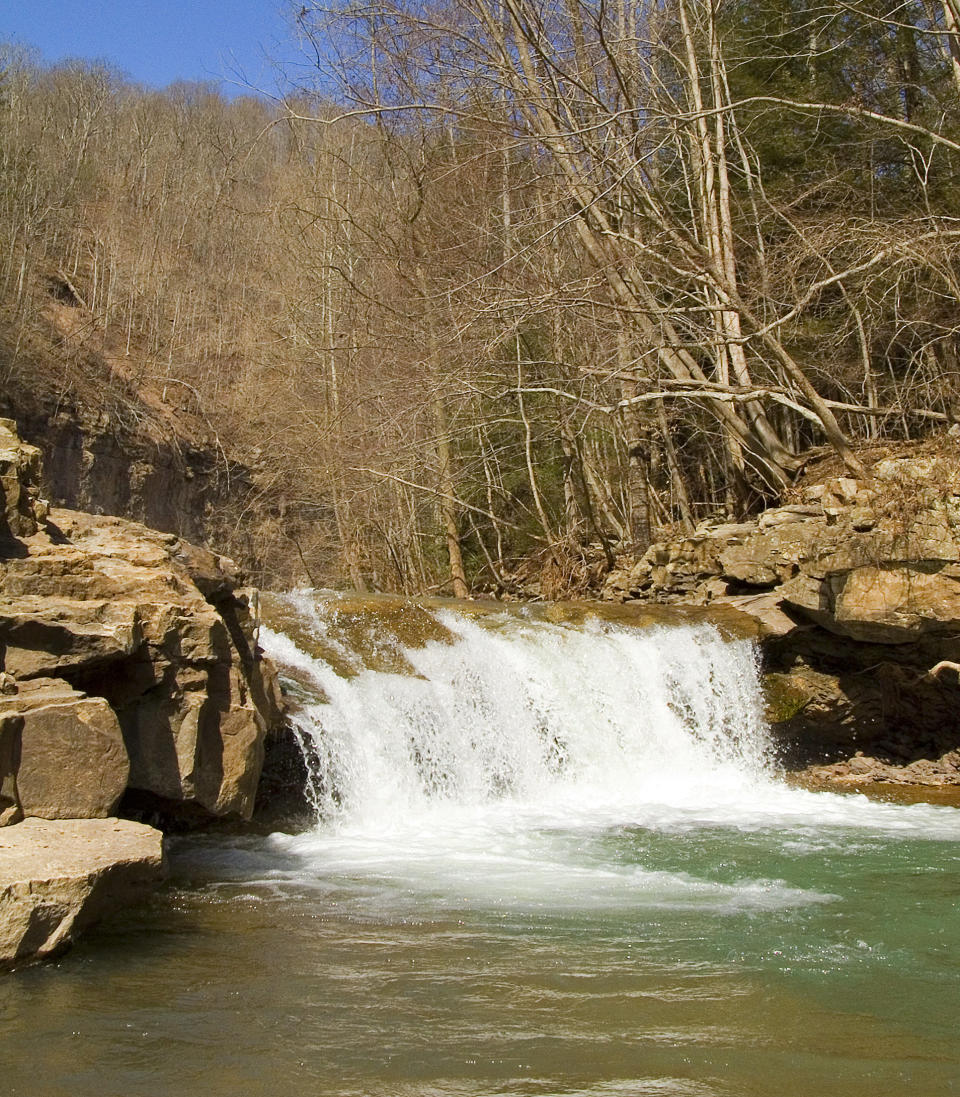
[1,1,300,95]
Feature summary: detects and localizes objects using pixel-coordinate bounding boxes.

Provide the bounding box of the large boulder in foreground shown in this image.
[0,817,164,970]
[1,678,128,820]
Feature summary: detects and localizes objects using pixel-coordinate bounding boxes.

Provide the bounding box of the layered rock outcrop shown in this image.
[0,418,283,825]
[0,374,253,550]
[604,449,960,781]
[0,425,44,540]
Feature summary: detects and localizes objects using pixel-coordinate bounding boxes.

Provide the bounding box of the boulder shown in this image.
[119,661,268,820]
[607,454,960,640]
[1,678,129,819]
[763,648,960,767]
[0,817,164,970]
[719,521,814,587]
[781,562,960,643]
[715,592,801,639]
[763,666,889,761]
[0,419,44,541]
[873,455,956,485]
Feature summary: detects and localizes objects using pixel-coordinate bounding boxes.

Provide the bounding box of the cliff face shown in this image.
[604,448,960,785]
[1,385,253,552]
[0,419,283,829]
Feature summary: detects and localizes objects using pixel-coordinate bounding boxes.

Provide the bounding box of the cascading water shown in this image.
[257,591,960,917]
[264,594,773,829]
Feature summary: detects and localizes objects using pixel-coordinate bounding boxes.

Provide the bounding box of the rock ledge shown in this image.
[0,817,164,970]
[0,417,284,826]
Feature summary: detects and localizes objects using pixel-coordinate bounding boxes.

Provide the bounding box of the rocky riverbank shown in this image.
[0,420,284,968]
[3,405,958,967]
[602,446,960,787]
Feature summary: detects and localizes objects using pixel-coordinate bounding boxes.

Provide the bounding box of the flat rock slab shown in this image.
[0,817,165,970]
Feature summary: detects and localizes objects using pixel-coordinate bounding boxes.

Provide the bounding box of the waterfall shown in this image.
[228,589,960,920]
[261,592,773,833]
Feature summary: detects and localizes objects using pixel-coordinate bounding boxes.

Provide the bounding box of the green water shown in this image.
[2,809,958,1097]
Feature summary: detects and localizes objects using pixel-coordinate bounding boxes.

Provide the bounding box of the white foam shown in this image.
[259,596,960,915]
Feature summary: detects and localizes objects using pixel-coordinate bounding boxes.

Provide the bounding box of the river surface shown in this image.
[2,593,959,1096]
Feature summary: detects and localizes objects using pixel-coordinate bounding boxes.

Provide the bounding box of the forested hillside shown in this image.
[2,0,959,592]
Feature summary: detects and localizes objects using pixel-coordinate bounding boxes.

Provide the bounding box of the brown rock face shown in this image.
[0,420,284,824]
[607,463,960,640]
[0,711,23,826]
[0,596,142,678]
[1,678,129,820]
[3,390,253,555]
[780,562,960,644]
[0,817,164,970]
[0,418,44,541]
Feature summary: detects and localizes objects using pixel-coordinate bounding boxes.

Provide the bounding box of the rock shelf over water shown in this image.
[0,817,164,970]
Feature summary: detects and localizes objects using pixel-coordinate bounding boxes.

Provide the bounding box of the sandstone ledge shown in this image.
[0,417,285,826]
[0,817,165,970]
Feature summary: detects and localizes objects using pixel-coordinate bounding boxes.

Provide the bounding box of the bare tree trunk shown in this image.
[657,404,695,533]
[558,410,584,542]
[434,391,469,599]
[941,0,960,95]
[616,326,653,548]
